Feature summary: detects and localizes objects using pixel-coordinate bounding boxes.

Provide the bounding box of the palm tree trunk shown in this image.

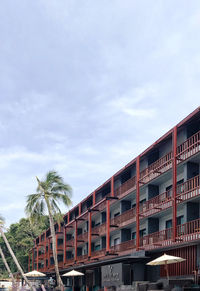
[45,199,63,290]
[0,246,16,287]
[0,226,34,291]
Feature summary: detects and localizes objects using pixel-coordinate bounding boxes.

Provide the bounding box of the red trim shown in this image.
[75,220,77,261]
[106,200,110,252]
[64,227,66,264]
[172,126,177,241]
[32,249,34,271]
[136,156,140,250]
[88,212,92,257]
[111,176,114,196]
[93,191,96,205]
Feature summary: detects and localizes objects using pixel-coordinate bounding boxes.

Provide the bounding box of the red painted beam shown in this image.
[111,176,114,197]
[79,204,81,216]
[136,156,140,250]
[28,253,30,272]
[75,220,77,261]
[64,227,66,265]
[93,191,96,206]
[172,126,177,241]
[106,200,110,252]
[88,211,92,257]
[36,247,39,271]
[32,249,34,271]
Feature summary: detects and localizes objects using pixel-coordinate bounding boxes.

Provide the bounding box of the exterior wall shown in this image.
[31,108,200,282]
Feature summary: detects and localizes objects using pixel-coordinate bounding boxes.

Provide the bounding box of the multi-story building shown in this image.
[29,107,200,289]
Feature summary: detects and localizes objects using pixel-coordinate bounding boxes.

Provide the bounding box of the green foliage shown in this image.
[0,216,49,278]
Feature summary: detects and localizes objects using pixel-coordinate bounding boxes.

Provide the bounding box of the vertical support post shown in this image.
[48,238,50,269]
[93,191,96,206]
[36,247,39,271]
[136,156,140,251]
[28,253,30,272]
[32,248,34,271]
[64,227,66,265]
[88,211,92,257]
[111,176,114,197]
[44,232,47,271]
[79,204,81,216]
[106,199,110,252]
[75,220,77,261]
[172,126,177,241]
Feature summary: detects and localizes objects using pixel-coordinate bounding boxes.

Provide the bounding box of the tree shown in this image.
[0,215,15,286]
[0,217,50,278]
[0,215,33,290]
[25,171,72,290]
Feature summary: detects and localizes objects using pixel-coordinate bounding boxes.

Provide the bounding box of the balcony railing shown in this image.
[92,222,106,236]
[110,238,136,253]
[177,175,200,203]
[110,207,136,227]
[140,190,172,216]
[177,130,200,162]
[115,176,136,198]
[140,152,173,184]
[140,228,173,249]
[91,248,106,258]
[176,218,200,242]
[77,254,88,261]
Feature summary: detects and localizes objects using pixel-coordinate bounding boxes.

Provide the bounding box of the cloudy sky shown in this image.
[0,0,200,226]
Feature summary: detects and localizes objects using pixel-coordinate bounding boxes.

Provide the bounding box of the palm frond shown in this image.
[50,199,61,216]
[0,214,5,226]
[25,193,43,216]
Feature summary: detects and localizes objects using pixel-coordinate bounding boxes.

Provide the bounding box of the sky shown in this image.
[0,0,200,227]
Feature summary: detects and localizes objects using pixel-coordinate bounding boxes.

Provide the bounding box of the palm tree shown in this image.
[25,171,72,290]
[0,215,15,287]
[0,215,33,290]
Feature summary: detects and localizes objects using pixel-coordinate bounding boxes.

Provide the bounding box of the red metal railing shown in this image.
[77,231,88,243]
[110,239,136,253]
[177,175,200,203]
[91,248,106,258]
[140,228,173,249]
[77,254,88,261]
[92,222,106,236]
[110,207,136,227]
[176,218,200,242]
[177,130,200,162]
[115,176,136,198]
[140,152,173,184]
[139,190,172,216]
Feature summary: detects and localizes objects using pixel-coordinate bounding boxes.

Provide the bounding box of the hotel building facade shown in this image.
[29,107,200,289]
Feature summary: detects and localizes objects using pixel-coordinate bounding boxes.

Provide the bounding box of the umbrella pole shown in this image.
[165,261,169,280]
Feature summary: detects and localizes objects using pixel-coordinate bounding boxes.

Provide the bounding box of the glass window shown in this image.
[166,219,172,229]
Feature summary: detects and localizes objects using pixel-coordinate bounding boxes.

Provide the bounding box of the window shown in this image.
[114,238,120,246]
[114,212,120,217]
[166,219,172,229]
[166,185,172,198]
[95,244,101,251]
[139,229,146,237]
[177,215,184,225]
[132,203,136,208]
[132,232,136,240]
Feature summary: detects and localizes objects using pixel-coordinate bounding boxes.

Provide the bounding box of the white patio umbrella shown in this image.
[62,270,84,289]
[24,270,46,277]
[147,253,186,279]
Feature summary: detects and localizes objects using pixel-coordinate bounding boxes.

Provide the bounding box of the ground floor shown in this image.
[46,244,199,290]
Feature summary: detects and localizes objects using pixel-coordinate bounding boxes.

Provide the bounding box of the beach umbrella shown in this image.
[24,270,46,277]
[147,253,186,279]
[62,270,84,289]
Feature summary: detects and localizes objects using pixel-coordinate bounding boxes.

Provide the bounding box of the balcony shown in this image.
[140,152,173,185]
[140,190,172,217]
[91,248,106,259]
[92,222,106,236]
[177,130,200,163]
[110,207,136,228]
[115,176,136,198]
[177,174,200,203]
[110,238,136,253]
[139,217,200,251]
